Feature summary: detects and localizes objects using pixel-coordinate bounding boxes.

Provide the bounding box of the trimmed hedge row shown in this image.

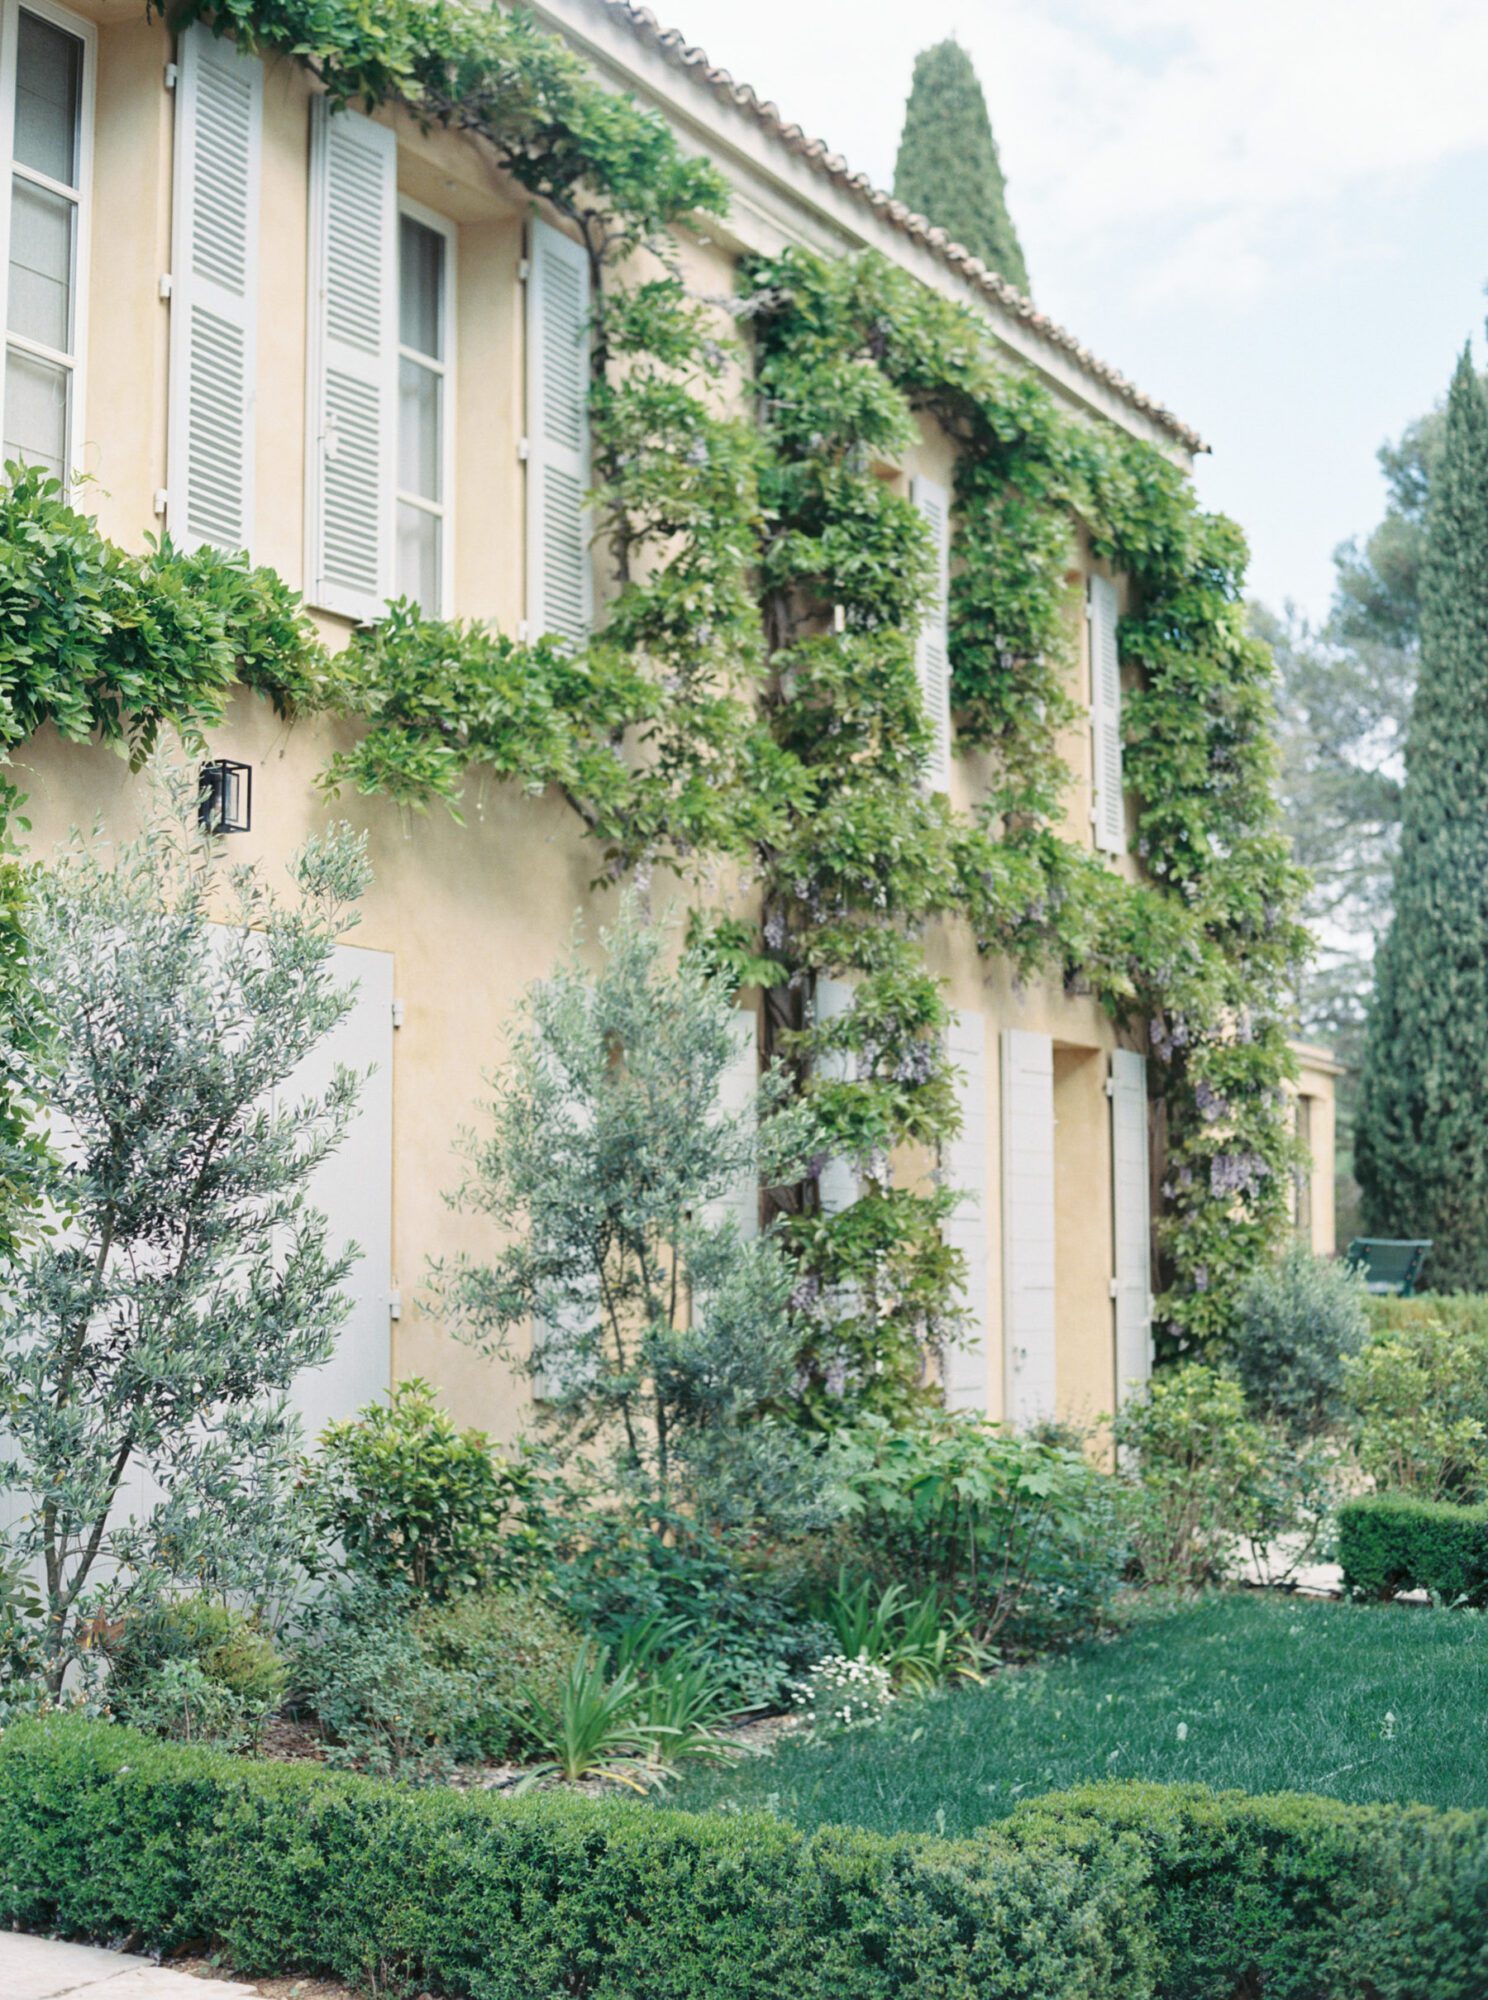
[1014,1783,1488,2000]
[0,1718,1153,2000]
[3,1718,1488,1999]
[1338,1493,1488,1605]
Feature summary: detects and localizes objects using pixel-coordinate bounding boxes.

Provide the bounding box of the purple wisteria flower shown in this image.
[1194,1079,1226,1123]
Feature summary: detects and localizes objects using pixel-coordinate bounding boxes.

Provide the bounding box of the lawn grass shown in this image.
[671,1590,1488,1837]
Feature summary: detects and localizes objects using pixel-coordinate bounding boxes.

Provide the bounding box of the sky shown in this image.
[656,0,1488,620]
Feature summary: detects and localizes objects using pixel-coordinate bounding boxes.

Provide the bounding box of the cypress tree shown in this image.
[1356,348,1488,1289]
[893,39,1030,295]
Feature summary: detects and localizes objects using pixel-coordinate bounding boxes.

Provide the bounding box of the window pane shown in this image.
[399,215,443,359]
[8,175,72,350]
[14,11,81,187]
[3,343,67,476]
[396,499,440,613]
[399,354,440,501]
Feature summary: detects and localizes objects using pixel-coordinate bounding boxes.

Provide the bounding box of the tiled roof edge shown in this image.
[599,1,1207,454]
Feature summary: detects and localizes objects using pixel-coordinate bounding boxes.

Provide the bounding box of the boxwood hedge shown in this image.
[2,1717,1487,1999]
[1338,1492,1488,1605]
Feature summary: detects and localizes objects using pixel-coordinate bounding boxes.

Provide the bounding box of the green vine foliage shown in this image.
[731,248,1309,1372]
[0,465,331,1238]
[0,3,1309,1378]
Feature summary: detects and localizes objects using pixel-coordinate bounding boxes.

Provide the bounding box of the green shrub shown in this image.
[9,1720,1488,1999]
[0,1557,45,1721]
[546,1500,830,1709]
[414,1586,580,1761]
[106,1596,286,1748]
[1230,1242,1368,1439]
[1367,1293,1488,1340]
[1114,1364,1287,1588]
[1345,1303,1488,1499]
[0,1716,1154,2000]
[289,1586,479,1782]
[307,1380,524,1600]
[111,1660,266,1749]
[108,1596,287,1710]
[825,1413,1124,1652]
[1008,1781,1488,2000]
[1337,1494,1488,1605]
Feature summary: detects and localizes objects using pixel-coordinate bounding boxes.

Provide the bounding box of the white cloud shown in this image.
[991,0,1488,274]
[662,0,1488,304]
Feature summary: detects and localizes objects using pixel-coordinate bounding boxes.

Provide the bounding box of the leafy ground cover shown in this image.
[670,1590,1488,1834]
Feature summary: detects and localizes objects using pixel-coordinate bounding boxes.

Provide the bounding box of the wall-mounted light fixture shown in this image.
[198,759,252,836]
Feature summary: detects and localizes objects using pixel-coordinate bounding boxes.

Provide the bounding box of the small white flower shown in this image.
[1176,1722,1188,1742]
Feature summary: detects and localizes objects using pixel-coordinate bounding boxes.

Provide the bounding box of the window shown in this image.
[0,0,91,486]
[396,203,453,615]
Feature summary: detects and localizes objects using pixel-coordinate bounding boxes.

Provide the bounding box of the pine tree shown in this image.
[893,39,1029,295]
[1356,349,1488,1289]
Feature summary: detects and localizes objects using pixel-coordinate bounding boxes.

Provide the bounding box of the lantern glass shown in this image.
[198,759,252,836]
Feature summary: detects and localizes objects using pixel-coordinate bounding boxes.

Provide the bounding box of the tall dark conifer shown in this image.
[1356,348,1488,1288]
[893,39,1030,295]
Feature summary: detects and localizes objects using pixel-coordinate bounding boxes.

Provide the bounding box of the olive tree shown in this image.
[434,896,823,1530]
[0,769,370,1690]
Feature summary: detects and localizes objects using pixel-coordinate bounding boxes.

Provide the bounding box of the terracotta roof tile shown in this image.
[598,0,1205,453]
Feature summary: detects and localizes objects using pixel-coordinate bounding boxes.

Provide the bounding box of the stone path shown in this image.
[0,1933,254,2000]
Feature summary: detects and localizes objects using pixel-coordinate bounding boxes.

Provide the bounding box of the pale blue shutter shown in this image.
[1089,574,1125,854]
[702,1009,760,1241]
[1001,1026,1056,1425]
[1109,1047,1152,1403]
[911,474,952,790]
[942,1008,989,1412]
[815,976,859,1215]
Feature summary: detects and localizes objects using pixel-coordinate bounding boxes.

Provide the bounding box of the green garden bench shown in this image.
[1345,1237,1433,1296]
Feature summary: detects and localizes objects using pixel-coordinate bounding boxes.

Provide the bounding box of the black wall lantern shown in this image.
[198,759,252,836]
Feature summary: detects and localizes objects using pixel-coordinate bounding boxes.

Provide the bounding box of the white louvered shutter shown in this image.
[1089,573,1125,855]
[306,98,396,622]
[277,942,394,1439]
[911,475,952,791]
[942,1008,990,1413]
[1001,1027,1056,1426]
[1109,1048,1153,1403]
[702,1009,760,1241]
[167,24,262,555]
[526,216,592,645]
[815,977,859,1216]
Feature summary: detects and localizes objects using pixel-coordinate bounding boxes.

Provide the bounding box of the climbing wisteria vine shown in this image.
[0,0,1307,1377]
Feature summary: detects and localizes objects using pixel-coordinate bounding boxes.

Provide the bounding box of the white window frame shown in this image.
[396,194,455,618]
[0,0,94,493]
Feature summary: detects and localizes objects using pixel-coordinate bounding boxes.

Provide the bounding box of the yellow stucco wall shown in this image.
[1290,1044,1340,1258]
[13,1,1310,1442]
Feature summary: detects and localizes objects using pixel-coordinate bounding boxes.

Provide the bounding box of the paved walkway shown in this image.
[1,1932,253,2000]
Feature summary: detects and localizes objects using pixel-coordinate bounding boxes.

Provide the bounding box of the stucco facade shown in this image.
[4,0,1334,1440]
